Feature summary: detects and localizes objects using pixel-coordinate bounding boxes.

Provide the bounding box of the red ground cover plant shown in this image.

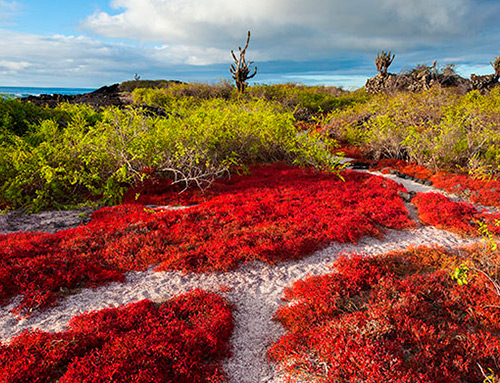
[334,139,366,160]
[0,164,414,315]
[368,158,500,209]
[269,246,500,383]
[0,289,233,383]
[430,172,500,209]
[369,159,434,179]
[412,192,500,236]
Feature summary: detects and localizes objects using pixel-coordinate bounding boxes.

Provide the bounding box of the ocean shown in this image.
[0,86,95,98]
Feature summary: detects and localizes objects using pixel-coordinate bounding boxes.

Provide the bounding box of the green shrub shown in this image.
[131,80,235,104]
[1,98,341,211]
[0,98,68,136]
[328,87,500,175]
[132,82,368,120]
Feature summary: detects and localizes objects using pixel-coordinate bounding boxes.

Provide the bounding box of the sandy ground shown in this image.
[0,207,96,234]
[0,171,483,382]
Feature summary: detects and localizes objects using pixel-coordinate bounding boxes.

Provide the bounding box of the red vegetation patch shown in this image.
[367,158,500,209]
[412,192,500,236]
[370,159,434,179]
[0,164,413,315]
[398,163,434,179]
[0,289,233,383]
[269,246,500,382]
[430,172,500,209]
[334,139,367,160]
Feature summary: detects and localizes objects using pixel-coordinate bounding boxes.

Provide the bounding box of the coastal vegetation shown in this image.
[270,245,500,382]
[0,95,343,211]
[327,87,500,176]
[3,78,500,212]
[0,290,234,382]
[1,62,500,382]
[0,164,412,315]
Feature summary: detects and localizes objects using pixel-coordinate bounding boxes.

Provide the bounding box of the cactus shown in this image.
[490,51,500,80]
[375,51,395,77]
[230,31,257,93]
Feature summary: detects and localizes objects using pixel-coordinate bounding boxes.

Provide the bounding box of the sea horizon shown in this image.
[0,86,96,98]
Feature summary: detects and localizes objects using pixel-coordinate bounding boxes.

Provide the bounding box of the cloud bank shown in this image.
[83,0,474,64]
[0,30,162,86]
[1,0,500,88]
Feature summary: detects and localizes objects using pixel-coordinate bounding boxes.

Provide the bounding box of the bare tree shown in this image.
[375,51,395,77]
[230,31,257,93]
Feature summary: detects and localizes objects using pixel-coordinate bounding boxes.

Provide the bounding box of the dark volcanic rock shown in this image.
[365,69,498,95]
[22,83,131,108]
[470,74,500,90]
[21,83,173,117]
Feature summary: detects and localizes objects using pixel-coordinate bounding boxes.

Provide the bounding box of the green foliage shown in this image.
[328,87,500,175]
[0,98,341,211]
[131,81,235,105]
[247,84,368,119]
[132,82,368,120]
[0,98,67,136]
[450,263,470,286]
[477,219,499,252]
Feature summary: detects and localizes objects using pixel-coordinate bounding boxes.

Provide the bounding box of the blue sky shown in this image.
[1,0,499,89]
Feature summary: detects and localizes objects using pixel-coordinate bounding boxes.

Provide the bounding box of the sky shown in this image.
[0,0,499,89]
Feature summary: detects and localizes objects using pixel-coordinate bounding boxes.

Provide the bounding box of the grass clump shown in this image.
[412,192,500,236]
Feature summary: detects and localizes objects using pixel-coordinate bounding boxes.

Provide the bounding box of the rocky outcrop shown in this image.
[21,83,170,117]
[365,71,437,94]
[470,74,499,90]
[22,84,129,108]
[366,68,497,94]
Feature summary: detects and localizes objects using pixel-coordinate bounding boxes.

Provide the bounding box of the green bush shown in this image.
[0,98,68,136]
[131,81,235,104]
[0,98,341,211]
[327,87,500,175]
[131,82,368,120]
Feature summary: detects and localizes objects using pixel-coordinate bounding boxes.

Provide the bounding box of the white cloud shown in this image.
[0,29,168,87]
[0,0,17,11]
[381,0,466,33]
[0,0,497,88]
[153,45,229,66]
[82,0,471,65]
[0,59,31,71]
